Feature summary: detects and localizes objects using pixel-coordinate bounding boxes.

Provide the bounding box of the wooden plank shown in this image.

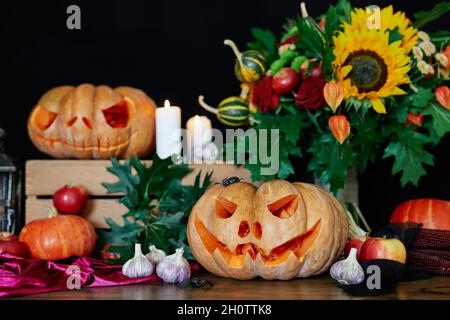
[5,274,450,300]
[26,160,251,196]
[26,198,125,228]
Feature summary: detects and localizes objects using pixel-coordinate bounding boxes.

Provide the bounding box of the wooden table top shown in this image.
[5,274,450,300]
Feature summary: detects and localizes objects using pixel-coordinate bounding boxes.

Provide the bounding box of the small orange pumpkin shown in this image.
[19,215,97,260]
[390,198,450,230]
[28,83,156,159]
[187,180,349,280]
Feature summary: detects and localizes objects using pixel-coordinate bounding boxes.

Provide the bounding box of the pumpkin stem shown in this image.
[239,85,250,100]
[300,2,309,18]
[344,202,370,239]
[198,95,219,115]
[46,206,58,218]
[351,202,371,233]
[224,39,243,62]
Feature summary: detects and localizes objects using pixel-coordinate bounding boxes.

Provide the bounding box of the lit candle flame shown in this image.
[164,100,171,108]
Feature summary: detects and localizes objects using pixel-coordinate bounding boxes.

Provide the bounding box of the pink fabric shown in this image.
[0,252,160,298]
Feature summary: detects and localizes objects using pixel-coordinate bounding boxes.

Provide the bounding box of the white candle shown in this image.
[186,115,212,147]
[156,100,181,159]
[186,115,212,162]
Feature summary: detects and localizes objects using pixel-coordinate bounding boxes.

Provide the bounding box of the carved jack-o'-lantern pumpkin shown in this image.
[28,84,156,159]
[187,180,349,280]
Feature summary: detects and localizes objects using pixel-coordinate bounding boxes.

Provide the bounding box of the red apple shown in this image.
[0,232,17,241]
[344,236,367,261]
[360,237,407,264]
[0,233,28,257]
[53,185,88,215]
[272,67,299,95]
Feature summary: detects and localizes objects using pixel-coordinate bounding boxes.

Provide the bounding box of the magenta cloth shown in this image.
[0,252,160,298]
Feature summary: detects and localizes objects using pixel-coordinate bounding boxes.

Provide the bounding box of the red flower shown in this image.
[295,67,327,109]
[279,34,300,47]
[435,85,450,110]
[252,76,280,112]
[406,112,424,127]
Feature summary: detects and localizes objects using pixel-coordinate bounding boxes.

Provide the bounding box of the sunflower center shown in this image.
[345,50,388,93]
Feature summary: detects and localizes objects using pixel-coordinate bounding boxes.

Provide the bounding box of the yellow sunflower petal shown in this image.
[371,98,387,114]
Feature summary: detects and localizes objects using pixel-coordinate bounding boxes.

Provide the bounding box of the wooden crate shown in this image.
[25,160,251,228]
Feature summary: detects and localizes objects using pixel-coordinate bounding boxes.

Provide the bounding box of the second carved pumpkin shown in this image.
[28,83,156,159]
[187,180,349,280]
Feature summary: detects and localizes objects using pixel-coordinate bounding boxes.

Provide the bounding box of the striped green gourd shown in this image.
[198,95,249,127]
[224,39,266,83]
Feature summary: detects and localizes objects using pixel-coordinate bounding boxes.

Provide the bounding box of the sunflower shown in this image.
[333,21,411,113]
[344,6,418,53]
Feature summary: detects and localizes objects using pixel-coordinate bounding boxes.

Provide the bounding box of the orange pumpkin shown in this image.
[19,215,97,260]
[390,199,450,230]
[28,83,156,159]
[187,180,349,280]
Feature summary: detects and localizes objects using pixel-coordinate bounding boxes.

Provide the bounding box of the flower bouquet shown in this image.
[199,0,450,194]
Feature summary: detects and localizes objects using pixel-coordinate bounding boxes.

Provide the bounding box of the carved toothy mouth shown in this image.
[31,131,137,152]
[194,216,321,267]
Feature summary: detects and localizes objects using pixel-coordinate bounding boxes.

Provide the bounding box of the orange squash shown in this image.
[187,180,349,280]
[19,215,97,260]
[28,83,156,159]
[390,199,450,230]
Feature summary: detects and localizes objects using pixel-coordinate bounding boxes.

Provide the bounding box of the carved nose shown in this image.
[253,221,262,240]
[238,220,250,238]
[66,117,93,129]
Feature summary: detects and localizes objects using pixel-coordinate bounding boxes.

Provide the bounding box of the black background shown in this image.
[0,0,448,230]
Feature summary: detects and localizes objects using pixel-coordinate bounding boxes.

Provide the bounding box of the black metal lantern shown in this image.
[0,128,22,234]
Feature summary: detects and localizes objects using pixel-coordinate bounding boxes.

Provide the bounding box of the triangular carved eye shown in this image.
[103,100,129,128]
[33,106,57,130]
[268,194,298,218]
[215,197,237,219]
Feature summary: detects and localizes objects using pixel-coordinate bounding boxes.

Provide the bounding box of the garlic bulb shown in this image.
[146,245,167,265]
[330,248,364,285]
[122,243,154,278]
[156,247,191,283]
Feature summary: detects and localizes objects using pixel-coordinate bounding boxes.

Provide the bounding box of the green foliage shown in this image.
[423,102,450,138]
[97,156,212,264]
[295,16,325,59]
[414,2,450,28]
[224,0,448,194]
[388,27,404,43]
[225,104,307,182]
[247,28,279,65]
[350,113,383,172]
[382,124,434,186]
[308,133,356,194]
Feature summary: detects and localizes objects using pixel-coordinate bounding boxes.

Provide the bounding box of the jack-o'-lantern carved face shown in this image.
[187,180,349,280]
[28,84,156,159]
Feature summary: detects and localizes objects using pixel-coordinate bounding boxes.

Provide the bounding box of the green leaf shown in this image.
[383,140,434,186]
[412,88,435,109]
[336,0,352,24]
[308,134,356,194]
[388,26,404,43]
[231,109,307,182]
[322,46,336,80]
[422,102,450,138]
[247,28,278,64]
[324,6,338,43]
[429,30,450,44]
[99,155,212,263]
[350,113,383,172]
[414,2,450,28]
[295,16,324,59]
